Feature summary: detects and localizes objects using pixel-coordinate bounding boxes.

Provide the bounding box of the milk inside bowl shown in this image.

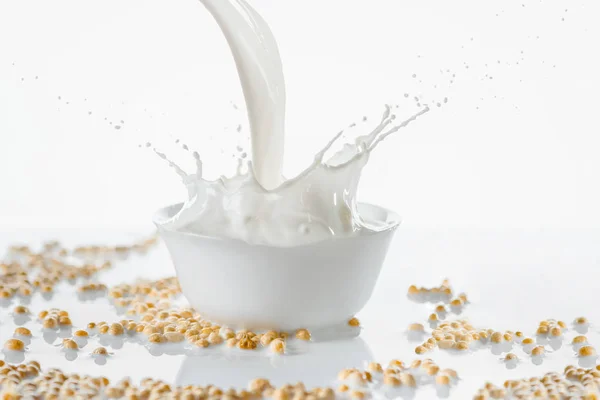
[154,0,427,330]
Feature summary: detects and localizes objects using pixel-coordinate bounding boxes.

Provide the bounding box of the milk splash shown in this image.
[155,0,429,247]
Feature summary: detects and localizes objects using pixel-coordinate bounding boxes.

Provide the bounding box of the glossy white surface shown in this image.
[1,227,599,398]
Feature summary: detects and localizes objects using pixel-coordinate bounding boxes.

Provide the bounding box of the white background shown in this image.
[1,0,599,231]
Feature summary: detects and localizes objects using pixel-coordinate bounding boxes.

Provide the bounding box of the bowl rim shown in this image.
[153,202,401,247]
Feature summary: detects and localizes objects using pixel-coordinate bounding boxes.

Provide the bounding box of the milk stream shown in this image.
[155,0,429,247]
[198,0,286,191]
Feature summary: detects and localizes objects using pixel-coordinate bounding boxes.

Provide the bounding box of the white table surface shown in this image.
[1,227,599,398]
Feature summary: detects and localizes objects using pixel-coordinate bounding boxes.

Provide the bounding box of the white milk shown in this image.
[155,0,429,247]
[198,0,286,191]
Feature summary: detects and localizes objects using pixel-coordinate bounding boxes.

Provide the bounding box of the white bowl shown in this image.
[154,202,400,331]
